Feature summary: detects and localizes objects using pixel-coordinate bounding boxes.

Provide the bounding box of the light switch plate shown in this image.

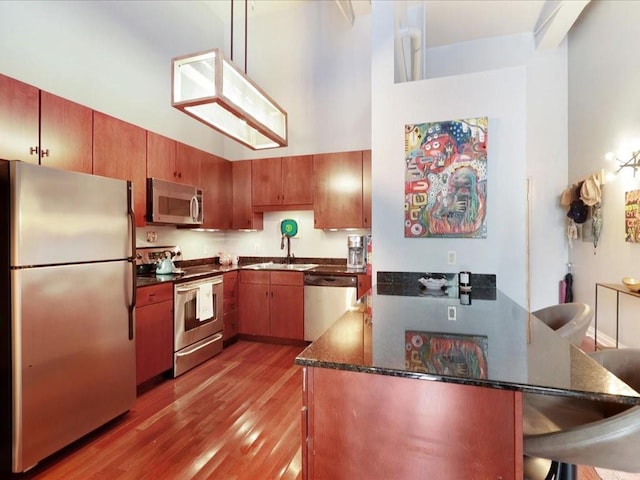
[447,306,456,321]
[447,250,456,265]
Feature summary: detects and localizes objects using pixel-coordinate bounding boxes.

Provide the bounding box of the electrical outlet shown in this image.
[146,231,157,243]
[447,306,456,321]
[447,250,456,265]
[254,243,260,254]
[204,245,210,255]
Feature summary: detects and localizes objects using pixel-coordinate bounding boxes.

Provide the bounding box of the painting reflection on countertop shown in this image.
[405,331,488,379]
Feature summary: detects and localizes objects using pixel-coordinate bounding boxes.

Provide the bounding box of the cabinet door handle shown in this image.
[30,146,38,155]
[41,148,50,157]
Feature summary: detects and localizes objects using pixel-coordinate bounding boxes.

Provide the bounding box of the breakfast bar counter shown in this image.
[295,285,640,480]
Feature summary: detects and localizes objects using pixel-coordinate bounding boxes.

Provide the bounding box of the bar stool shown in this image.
[532,303,592,347]
[523,348,640,480]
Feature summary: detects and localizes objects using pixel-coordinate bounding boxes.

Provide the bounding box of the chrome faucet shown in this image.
[281,234,294,264]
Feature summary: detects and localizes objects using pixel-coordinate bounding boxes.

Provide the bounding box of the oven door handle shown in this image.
[175,278,223,294]
[176,285,200,294]
[175,333,223,357]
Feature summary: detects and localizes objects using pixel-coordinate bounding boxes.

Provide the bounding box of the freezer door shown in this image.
[11,261,136,473]
[9,161,132,266]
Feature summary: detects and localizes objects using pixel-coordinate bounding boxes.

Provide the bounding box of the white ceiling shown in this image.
[201,0,561,48]
[424,0,546,47]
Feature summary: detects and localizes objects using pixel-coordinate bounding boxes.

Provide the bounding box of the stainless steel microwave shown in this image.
[147,178,203,225]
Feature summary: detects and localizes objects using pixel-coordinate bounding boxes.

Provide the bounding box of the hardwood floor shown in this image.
[15,339,603,480]
[19,341,304,480]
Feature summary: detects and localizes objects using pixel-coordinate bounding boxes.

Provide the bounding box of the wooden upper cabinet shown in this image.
[40,91,93,174]
[252,157,282,206]
[0,74,92,172]
[0,73,39,164]
[362,150,371,228]
[313,151,364,229]
[202,153,232,230]
[175,142,203,188]
[252,155,313,209]
[146,132,176,182]
[148,134,205,188]
[232,160,263,230]
[93,111,147,227]
[282,155,313,206]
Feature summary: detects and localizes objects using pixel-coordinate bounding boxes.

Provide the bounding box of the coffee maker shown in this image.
[347,235,368,270]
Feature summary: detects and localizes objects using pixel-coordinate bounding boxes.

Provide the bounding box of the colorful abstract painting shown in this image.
[405,117,488,238]
[625,190,640,242]
[405,331,488,379]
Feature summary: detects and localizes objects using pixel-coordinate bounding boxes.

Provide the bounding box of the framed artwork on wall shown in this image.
[404,117,488,238]
[625,190,640,242]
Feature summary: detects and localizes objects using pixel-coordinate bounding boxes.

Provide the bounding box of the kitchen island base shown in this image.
[301,366,523,480]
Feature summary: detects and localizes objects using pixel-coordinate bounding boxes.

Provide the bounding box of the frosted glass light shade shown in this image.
[172,49,287,150]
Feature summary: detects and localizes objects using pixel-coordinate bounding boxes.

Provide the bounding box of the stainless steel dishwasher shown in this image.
[303,274,358,341]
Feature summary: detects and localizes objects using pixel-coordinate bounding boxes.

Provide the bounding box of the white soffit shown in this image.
[534,0,591,49]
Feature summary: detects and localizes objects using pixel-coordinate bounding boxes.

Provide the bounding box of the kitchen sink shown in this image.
[242,262,319,271]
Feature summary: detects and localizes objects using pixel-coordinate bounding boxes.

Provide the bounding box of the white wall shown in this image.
[371,2,568,308]
[0,1,372,260]
[136,211,368,261]
[568,0,640,347]
[1,1,571,290]
[222,1,372,160]
[0,0,226,155]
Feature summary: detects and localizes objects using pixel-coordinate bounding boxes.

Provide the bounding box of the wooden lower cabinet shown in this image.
[223,271,239,341]
[302,366,522,480]
[270,280,304,340]
[356,273,371,299]
[135,283,174,386]
[239,270,303,340]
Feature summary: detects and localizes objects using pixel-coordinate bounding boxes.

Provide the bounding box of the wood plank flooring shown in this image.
[19,341,304,480]
[15,339,603,480]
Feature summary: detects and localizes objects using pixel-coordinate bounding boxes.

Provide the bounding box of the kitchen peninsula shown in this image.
[295,283,640,480]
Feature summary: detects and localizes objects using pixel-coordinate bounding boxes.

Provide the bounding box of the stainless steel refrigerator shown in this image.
[0,160,137,474]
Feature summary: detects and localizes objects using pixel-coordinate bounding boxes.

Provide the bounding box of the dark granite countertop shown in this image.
[136,258,366,288]
[295,285,640,405]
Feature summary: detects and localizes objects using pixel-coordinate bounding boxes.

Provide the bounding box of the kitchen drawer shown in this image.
[223,271,238,299]
[270,271,303,286]
[137,282,173,307]
[224,309,239,340]
[223,297,238,313]
[240,270,271,284]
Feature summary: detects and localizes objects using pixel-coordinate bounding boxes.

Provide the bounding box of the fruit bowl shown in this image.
[622,277,640,293]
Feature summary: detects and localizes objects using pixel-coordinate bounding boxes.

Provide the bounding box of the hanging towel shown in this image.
[559,279,566,304]
[197,283,214,321]
[564,273,573,303]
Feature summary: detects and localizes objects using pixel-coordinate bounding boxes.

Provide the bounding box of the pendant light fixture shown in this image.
[171,0,287,150]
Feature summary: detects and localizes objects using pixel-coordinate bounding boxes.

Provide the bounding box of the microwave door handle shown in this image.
[191,196,199,222]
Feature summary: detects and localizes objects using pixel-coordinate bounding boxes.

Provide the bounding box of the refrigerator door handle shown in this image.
[127,181,136,341]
